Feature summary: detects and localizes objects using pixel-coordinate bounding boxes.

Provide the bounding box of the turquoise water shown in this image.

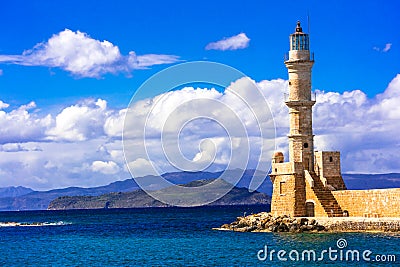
[0,206,398,266]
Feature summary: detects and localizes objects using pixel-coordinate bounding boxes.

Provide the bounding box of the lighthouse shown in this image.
[285,21,315,171]
[269,21,346,217]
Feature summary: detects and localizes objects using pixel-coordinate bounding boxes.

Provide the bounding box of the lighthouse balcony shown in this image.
[284,51,314,63]
[284,92,316,104]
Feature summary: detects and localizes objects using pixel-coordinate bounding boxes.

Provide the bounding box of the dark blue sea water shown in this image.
[0,206,398,266]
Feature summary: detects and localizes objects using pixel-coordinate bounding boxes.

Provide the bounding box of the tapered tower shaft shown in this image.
[284,21,315,171]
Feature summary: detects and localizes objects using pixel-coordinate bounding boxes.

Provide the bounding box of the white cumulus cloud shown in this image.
[104,108,127,137]
[0,74,400,189]
[46,98,109,141]
[0,29,180,78]
[91,160,120,175]
[205,33,250,51]
[0,101,52,144]
[0,100,9,109]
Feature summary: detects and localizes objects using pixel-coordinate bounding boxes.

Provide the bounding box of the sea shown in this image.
[0,205,398,266]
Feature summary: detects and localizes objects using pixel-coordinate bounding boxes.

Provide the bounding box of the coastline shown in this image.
[215,212,400,233]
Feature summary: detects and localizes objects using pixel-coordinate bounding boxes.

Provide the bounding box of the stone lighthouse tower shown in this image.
[269,21,346,217]
[285,21,315,171]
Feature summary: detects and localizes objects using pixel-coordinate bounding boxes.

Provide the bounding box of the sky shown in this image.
[0,0,399,190]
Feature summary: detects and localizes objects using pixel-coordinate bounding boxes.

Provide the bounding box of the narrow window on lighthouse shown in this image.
[279,182,285,195]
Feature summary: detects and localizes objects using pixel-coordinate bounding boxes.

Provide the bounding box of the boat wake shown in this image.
[0,221,71,227]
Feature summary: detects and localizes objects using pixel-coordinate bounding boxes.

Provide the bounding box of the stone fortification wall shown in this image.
[332,188,400,217]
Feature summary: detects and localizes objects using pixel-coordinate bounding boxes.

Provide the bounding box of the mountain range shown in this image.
[48,179,270,210]
[0,171,399,211]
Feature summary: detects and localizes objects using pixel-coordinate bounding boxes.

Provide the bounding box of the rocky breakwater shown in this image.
[218,212,326,233]
[217,212,400,233]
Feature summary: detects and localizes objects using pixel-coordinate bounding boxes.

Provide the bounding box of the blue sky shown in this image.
[0,0,399,190]
[0,0,398,107]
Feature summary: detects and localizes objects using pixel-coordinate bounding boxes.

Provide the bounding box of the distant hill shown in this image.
[0,170,268,211]
[342,173,400,190]
[0,180,139,211]
[1,171,400,211]
[48,179,271,210]
[0,186,33,198]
